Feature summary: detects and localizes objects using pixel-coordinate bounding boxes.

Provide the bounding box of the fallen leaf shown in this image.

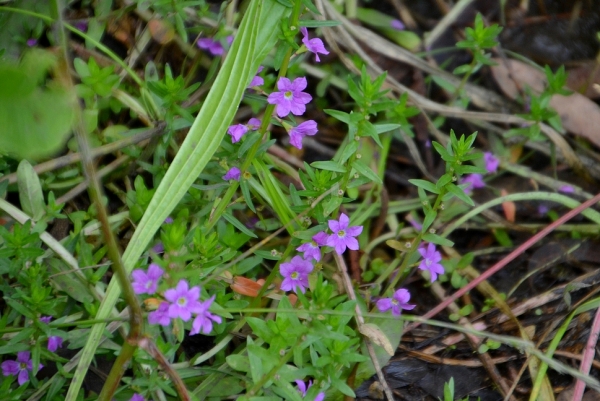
[491,58,600,148]
[231,276,263,297]
[359,323,395,356]
[500,189,516,223]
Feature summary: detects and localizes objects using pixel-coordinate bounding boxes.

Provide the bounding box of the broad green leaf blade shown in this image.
[65,1,287,399]
[17,160,45,221]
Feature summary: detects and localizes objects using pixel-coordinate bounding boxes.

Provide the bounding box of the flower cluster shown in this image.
[280,214,363,294]
[460,151,499,194]
[296,379,325,401]
[131,264,222,335]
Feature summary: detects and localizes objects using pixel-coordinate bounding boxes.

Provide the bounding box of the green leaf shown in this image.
[223,212,258,238]
[226,354,251,372]
[422,233,454,247]
[311,161,347,173]
[17,160,45,221]
[352,160,382,184]
[372,123,401,134]
[408,179,439,194]
[446,183,475,206]
[299,20,340,27]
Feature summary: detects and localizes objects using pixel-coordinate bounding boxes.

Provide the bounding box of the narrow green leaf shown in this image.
[446,182,475,206]
[17,160,45,221]
[408,179,439,194]
[311,161,347,173]
[422,233,454,247]
[352,160,382,184]
[223,212,258,238]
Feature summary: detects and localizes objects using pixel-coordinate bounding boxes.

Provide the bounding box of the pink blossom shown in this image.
[248,66,264,88]
[148,302,171,326]
[376,288,415,316]
[483,152,499,173]
[418,243,444,282]
[280,256,314,294]
[289,120,318,149]
[460,173,485,194]
[326,213,363,255]
[190,295,222,335]
[131,264,164,295]
[300,27,329,62]
[267,77,312,117]
[164,280,203,321]
[390,19,405,30]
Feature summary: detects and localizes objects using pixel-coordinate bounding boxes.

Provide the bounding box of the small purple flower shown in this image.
[131,264,164,295]
[247,117,261,130]
[148,302,171,326]
[152,242,165,254]
[164,280,203,321]
[296,380,325,401]
[538,205,549,215]
[1,351,42,386]
[418,243,444,283]
[40,316,52,323]
[267,77,312,118]
[390,19,405,30]
[280,256,314,294]
[47,336,64,352]
[300,27,329,62]
[483,152,499,173]
[326,213,363,255]
[248,66,264,88]
[289,120,318,149]
[164,217,174,224]
[297,232,328,262]
[460,174,485,194]
[190,295,223,335]
[559,185,575,194]
[197,36,232,56]
[75,21,88,32]
[227,124,248,143]
[223,167,241,181]
[376,288,415,316]
[130,394,145,401]
[26,38,37,47]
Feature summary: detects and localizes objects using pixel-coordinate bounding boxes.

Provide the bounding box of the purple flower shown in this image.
[152,242,165,254]
[376,288,415,316]
[227,118,261,143]
[190,295,223,335]
[296,232,328,262]
[326,213,363,255]
[289,120,318,149]
[280,256,314,294]
[197,36,233,56]
[248,66,264,88]
[538,205,549,215]
[390,19,405,30]
[130,394,145,401]
[148,301,171,326]
[559,185,575,194]
[267,77,312,118]
[1,351,42,386]
[75,21,88,32]
[223,167,241,181]
[483,152,499,173]
[296,380,325,401]
[300,27,329,62]
[131,264,164,295]
[40,316,52,323]
[164,280,203,321]
[47,336,64,352]
[26,38,37,47]
[418,243,444,283]
[164,217,174,224]
[460,173,485,194]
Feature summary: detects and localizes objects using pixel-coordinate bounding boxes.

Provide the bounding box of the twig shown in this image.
[333,253,395,401]
[572,305,600,401]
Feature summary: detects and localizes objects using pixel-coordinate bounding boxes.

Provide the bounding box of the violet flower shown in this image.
[280,256,314,294]
[223,167,241,181]
[131,263,164,295]
[148,301,171,326]
[296,380,325,401]
[460,173,485,194]
[300,27,329,62]
[296,232,328,262]
[289,120,318,149]
[47,336,64,352]
[418,243,444,282]
[227,118,261,143]
[164,280,203,321]
[248,66,264,88]
[40,316,52,323]
[196,36,232,56]
[190,295,222,335]
[390,19,405,30]
[483,152,499,173]
[559,185,575,194]
[130,394,145,401]
[376,288,415,316]
[267,77,312,118]
[326,213,363,255]
[26,38,37,47]
[1,351,42,386]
